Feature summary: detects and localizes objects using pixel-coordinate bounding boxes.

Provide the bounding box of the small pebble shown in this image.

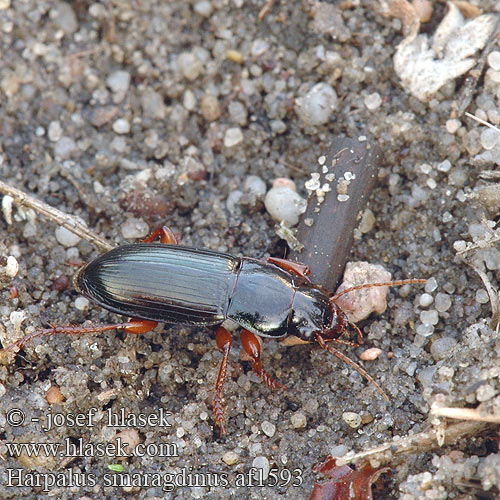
[488,51,500,71]
[228,101,247,126]
[480,128,500,150]
[424,277,438,293]
[48,121,63,142]
[358,208,375,233]
[419,293,434,308]
[75,296,90,311]
[475,289,490,304]
[55,226,81,247]
[113,118,131,134]
[2,195,13,224]
[222,451,239,465]
[435,293,452,312]
[244,175,266,198]
[342,411,362,429]
[226,49,243,63]
[261,421,276,437]
[273,178,296,191]
[177,52,202,81]
[264,186,306,227]
[476,384,497,402]
[330,445,348,458]
[5,256,19,278]
[0,383,6,398]
[420,310,439,325]
[291,411,307,429]
[437,160,452,173]
[430,337,457,361]
[416,323,434,337]
[54,137,76,159]
[252,456,270,480]
[296,83,337,126]
[107,70,131,94]
[224,127,243,147]
[46,386,65,404]
[194,0,213,17]
[446,119,461,134]
[364,92,382,110]
[359,347,382,361]
[200,94,221,122]
[121,218,149,239]
[115,429,141,455]
[226,190,242,212]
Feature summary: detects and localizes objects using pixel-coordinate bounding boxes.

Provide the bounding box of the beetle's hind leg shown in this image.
[239,330,286,391]
[214,327,233,435]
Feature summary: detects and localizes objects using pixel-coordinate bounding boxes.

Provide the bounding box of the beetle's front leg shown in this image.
[239,330,286,391]
[214,326,233,435]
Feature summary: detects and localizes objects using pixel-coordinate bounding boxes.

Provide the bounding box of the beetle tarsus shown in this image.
[240,329,286,391]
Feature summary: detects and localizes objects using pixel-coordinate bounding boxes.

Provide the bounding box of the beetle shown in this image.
[3,226,425,435]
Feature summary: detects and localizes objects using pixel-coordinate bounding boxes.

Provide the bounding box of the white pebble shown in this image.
[424,277,438,293]
[364,92,382,110]
[194,0,213,17]
[296,83,337,126]
[420,309,439,325]
[480,127,500,150]
[224,127,243,147]
[342,411,362,428]
[2,195,13,224]
[453,240,466,252]
[476,289,490,304]
[75,296,89,311]
[222,451,239,465]
[291,411,307,428]
[177,52,202,81]
[416,323,434,337]
[121,218,149,239]
[55,226,81,247]
[48,120,63,142]
[244,176,266,197]
[419,293,434,307]
[437,159,452,172]
[261,421,276,437]
[264,186,307,227]
[446,119,461,134]
[106,70,131,94]
[113,118,130,134]
[252,457,270,480]
[5,256,19,278]
[488,51,500,71]
[435,293,452,312]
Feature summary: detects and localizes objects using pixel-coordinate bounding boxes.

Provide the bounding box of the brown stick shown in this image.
[289,137,382,291]
[0,180,113,252]
[336,420,494,467]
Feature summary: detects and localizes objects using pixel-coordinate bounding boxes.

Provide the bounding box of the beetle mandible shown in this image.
[3,226,425,435]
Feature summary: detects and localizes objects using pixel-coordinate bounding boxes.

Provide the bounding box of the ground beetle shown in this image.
[3,226,425,435]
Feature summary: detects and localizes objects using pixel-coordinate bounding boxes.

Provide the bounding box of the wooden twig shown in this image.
[336,420,493,467]
[0,180,113,252]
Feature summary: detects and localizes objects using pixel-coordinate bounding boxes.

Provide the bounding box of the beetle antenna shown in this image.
[330,278,427,302]
[316,334,389,401]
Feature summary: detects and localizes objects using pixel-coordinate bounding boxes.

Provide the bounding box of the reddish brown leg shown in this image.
[2,319,158,353]
[214,327,233,435]
[240,329,286,390]
[266,257,311,280]
[143,226,178,244]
